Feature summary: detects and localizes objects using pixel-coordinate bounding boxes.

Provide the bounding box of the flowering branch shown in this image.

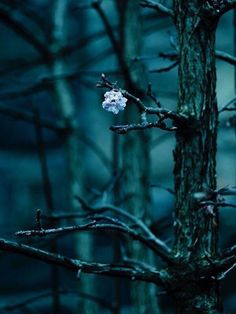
[140,0,174,17]
[97,74,189,133]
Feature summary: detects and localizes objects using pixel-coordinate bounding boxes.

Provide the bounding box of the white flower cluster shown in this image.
[102,90,127,114]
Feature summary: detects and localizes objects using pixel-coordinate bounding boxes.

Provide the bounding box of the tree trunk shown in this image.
[50,1,96,313]
[119,1,159,313]
[173,1,220,313]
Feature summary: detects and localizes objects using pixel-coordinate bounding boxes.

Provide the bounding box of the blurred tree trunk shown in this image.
[117,1,159,313]
[234,10,236,172]
[173,1,220,312]
[50,1,96,313]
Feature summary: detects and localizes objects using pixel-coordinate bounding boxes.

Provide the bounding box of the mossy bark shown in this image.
[173,1,220,313]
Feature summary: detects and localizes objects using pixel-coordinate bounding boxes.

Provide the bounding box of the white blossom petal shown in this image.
[102,90,127,114]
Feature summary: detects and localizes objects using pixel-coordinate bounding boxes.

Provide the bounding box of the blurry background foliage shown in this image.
[0,0,235,313]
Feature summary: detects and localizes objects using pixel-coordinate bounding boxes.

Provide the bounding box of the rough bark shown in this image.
[173,1,220,313]
[118,1,159,313]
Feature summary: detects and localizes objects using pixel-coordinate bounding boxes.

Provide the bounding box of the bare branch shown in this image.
[140,0,174,17]
[147,83,161,108]
[159,49,236,66]
[92,1,131,84]
[201,1,236,16]
[122,257,156,272]
[216,50,236,66]
[150,184,175,195]
[150,61,178,73]
[42,212,87,220]
[0,4,49,58]
[15,216,173,263]
[36,195,174,264]
[219,97,236,113]
[218,263,236,280]
[200,201,236,209]
[110,121,177,134]
[36,209,43,230]
[198,253,236,281]
[0,104,62,132]
[0,104,112,171]
[223,245,236,257]
[0,238,165,285]
[71,0,103,10]
[217,0,236,15]
[2,0,50,41]
[0,289,114,312]
[75,196,172,256]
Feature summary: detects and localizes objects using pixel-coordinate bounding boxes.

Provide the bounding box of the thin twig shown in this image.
[33,107,60,313]
[223,244,236,257]
[110,121,177,134]
[219,97,236,113]
[201,255,236,279]
[200,201,236,209]
[15,218,172,263]
[159,49,236,66]
[0,105,111,171]
[2,0,50,40]
[150,61,178,73]
[218,263,236,280]
[147,83,161,108]
[216,50,236,65]
[140,0,174,17]
[36,209,43,230]
[216,0,236,15]
[75,196,173,263]
[150,184,175,195]
[92,1,131,84]
[0,4,49,59]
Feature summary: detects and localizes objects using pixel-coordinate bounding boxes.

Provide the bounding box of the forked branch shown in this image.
[15,210,173,264]
[0,238,165,285]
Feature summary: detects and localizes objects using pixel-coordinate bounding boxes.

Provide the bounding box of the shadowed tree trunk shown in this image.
[50,1,96,313]
[172,1,220,312]
[118,1,159,313]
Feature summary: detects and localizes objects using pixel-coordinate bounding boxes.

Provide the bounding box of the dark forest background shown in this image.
[0,1,235,313]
